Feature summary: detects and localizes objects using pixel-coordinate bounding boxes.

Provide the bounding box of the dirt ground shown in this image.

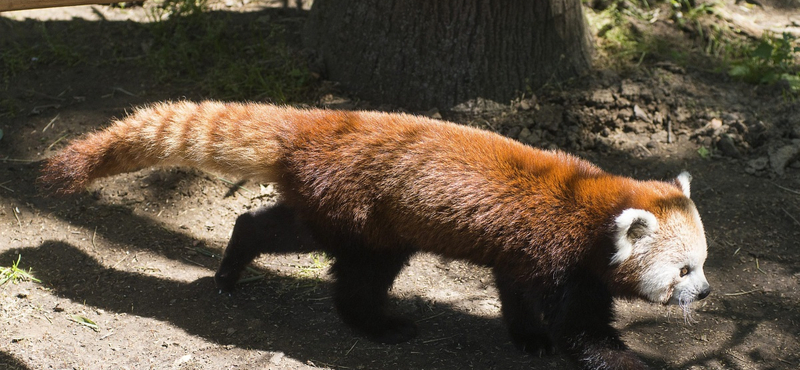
[1,1,800,369]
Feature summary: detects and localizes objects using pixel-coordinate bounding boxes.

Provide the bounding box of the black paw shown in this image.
[354,316,418,344]
[511,332,557,356]
[214,269,239,293]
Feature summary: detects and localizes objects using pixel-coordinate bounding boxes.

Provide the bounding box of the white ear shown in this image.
[675,171,692,198]
[611,208,658,265]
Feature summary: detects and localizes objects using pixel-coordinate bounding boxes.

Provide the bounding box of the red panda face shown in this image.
[611,173,710,312]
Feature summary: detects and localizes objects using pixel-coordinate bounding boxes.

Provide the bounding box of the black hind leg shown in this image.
[494,270,556,355]
[328,246,416,344]
[215,203,317,292]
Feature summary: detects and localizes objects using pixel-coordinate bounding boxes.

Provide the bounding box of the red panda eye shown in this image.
[680,267,689,277]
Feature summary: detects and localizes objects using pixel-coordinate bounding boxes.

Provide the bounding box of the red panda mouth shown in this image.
[661,285,674,305]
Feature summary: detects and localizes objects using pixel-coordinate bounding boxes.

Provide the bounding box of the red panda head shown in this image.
[611,172,710,314]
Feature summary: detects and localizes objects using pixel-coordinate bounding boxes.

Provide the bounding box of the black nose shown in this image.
[697,287,711,300]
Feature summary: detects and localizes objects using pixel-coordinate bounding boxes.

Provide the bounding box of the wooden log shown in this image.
[0,0,117,12]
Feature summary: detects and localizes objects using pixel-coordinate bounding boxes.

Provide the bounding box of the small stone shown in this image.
[620,81,641,98]
[769,144,800,176]
[633,105,652,123]
[173,355,192,367]
[526,129,543,145]
[731,120,749,135]
[673,106,692,123]
[747,156,769,172]
[270,352,285,365]
[517,127,532,142]
[451,98,506,114]
[650,131,668,143]
[595,137,613,152]
[590,90,615,106]
[722,112,741,124]
[716,134,741,158]
[624,121,646,134]
[505,125,522,139]
[423,108,442,120]
[537,105,564,132]
[618,109,633,122]
[694,118,724,138]
[652,111,664,125]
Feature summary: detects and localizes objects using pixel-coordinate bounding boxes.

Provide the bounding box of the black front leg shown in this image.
[547,273,649,370]
[494,270,557,356]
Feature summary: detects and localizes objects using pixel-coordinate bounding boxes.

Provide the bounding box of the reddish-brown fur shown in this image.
[40,102,687,288]
[40,101,696,369]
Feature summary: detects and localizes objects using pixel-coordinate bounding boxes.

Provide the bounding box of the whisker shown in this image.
[678,291,696,324]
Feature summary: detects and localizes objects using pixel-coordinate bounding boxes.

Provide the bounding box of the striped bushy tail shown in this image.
[39,101,287,194]
[39,125,143,194]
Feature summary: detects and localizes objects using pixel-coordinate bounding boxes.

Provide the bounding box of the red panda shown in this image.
[39,101,710,370]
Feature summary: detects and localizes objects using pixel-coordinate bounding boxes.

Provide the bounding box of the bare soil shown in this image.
[1,2,800,369]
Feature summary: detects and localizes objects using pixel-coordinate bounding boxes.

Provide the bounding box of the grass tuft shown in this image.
[0,255,42,286]
[296,252,330,279]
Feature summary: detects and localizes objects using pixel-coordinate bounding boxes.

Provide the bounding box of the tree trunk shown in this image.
[305,0,592,110]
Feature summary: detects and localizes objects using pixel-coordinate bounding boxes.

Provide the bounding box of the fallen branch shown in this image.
[723,289,761,297]
[771,182,800,195]
[782,208,800,228]
[0,0,116,12]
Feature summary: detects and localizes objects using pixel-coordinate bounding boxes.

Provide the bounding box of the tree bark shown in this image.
[305,0,592,110]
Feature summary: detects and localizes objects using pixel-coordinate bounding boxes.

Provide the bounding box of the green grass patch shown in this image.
[697,145,712,159]
[0,255,42,286]
[588,0,723,68]
[0,22,85,85]
[0,0,314,102]
[296,252,330,279]
[728,32,800,91]
[589,0,800,92]
[0,98,22,118]
[145,0,314,101]
[668,0,717,27]
[587,0,680,69]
